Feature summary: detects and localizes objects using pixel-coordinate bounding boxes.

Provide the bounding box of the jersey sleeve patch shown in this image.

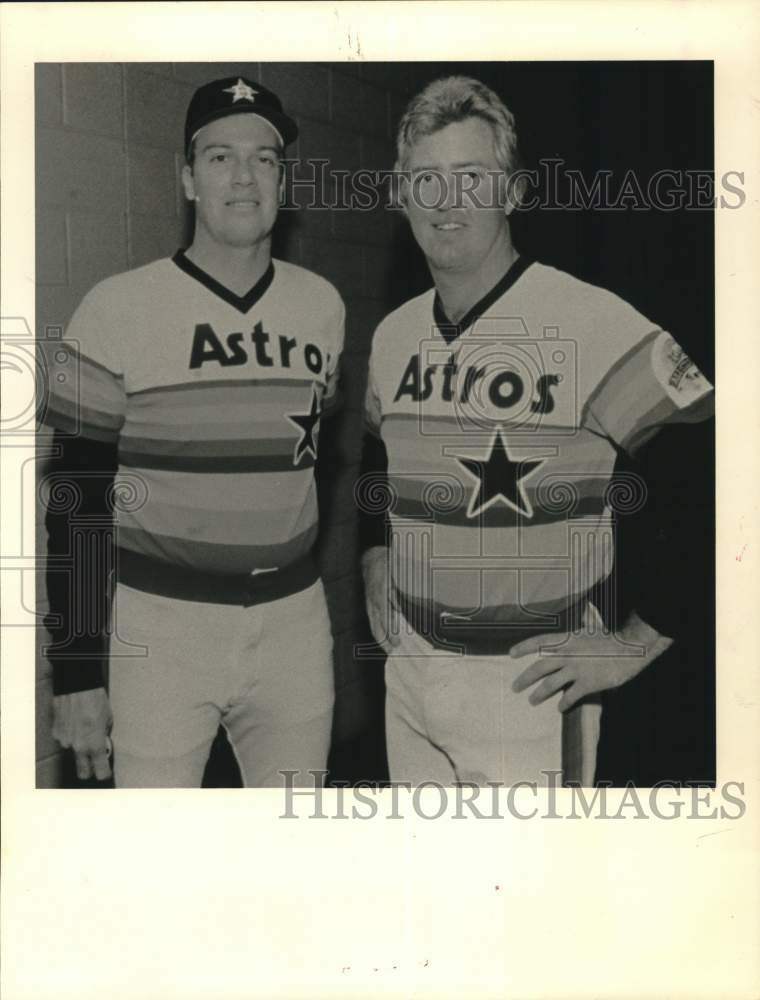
[652,332,713,407]
[583,329,713,454]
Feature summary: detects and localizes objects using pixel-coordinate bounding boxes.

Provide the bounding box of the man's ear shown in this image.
[503,170,527,217]
[181,163,196,203]
[499,174,513,218]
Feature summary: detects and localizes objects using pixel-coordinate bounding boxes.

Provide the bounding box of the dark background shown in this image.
[36,61,714,788]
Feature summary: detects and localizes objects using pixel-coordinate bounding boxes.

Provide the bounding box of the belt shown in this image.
[394,590,586,656]
[116,547,319,606]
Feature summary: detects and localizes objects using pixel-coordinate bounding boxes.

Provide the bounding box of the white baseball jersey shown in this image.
[365,257,713,649]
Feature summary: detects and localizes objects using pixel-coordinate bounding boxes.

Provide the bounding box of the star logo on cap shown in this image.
[223,78,258,103]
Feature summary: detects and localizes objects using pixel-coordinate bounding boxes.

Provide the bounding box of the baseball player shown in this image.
[42,76,345,787]
[359,76,714,787]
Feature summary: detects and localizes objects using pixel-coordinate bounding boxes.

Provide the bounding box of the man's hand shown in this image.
[52,687,113,781]
[361,545,400,654]
[510,610,673,712]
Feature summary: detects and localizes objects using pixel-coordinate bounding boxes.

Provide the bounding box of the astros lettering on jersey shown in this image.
[364,257,713,651]
[42,253,345,580]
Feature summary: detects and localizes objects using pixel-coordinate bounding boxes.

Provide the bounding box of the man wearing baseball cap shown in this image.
[42,77,345,787]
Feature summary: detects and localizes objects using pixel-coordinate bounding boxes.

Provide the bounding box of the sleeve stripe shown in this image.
[597,380,674,446]
[41,406,122,443]
[41,341,124,380]
[622,391,715,454]
[40,339,127,441]
[582,328,660,425]
[617,396,677,452]
[582,328,713,451]
[43,394,125,432]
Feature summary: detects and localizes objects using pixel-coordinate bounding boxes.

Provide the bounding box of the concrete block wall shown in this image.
[35,61,430,787]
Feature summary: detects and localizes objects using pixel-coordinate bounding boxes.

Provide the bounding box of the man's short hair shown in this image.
[394,75,521,176]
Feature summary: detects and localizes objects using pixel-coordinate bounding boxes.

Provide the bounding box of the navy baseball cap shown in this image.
[184,76,298,155]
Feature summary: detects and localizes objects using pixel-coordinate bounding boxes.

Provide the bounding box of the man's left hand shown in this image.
[510,611,673,712]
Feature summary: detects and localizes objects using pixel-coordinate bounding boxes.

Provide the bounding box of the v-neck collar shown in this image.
[433,255,533,345]
[172,250,275,314]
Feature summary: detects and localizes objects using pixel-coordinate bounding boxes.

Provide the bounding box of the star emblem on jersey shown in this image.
[223,79,258,103]
[455,430,545,518]
[288,388,322,465]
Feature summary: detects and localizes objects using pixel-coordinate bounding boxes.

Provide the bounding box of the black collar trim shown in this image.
[433,255,533,345]
[172,250,275,313]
